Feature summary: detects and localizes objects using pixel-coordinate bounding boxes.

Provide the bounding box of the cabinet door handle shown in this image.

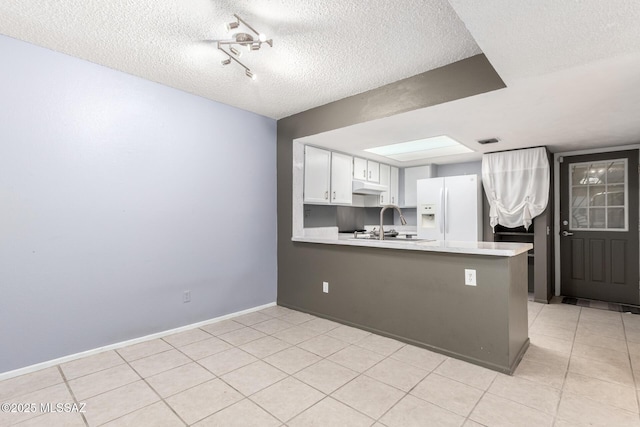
[391,196,394,204]
[324,191,328,200]
[369,170,371,179]
[333,191,336,200]
[363,170,366,178]
[381,195,384,203]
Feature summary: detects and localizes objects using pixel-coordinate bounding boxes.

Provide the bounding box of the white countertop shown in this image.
[292,229,532,257]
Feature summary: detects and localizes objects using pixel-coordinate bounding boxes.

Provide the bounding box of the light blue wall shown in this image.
[0,35,277,373]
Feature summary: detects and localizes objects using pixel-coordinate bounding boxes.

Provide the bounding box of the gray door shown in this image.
[560,150,639,305]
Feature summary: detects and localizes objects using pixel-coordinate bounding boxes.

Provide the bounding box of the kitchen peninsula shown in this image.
[281,142,533,374]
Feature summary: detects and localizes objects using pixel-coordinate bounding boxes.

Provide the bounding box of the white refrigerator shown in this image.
[416,175,482,242]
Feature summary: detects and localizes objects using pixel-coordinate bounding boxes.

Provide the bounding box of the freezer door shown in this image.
[444,175,482,241]
[416,177,445,240]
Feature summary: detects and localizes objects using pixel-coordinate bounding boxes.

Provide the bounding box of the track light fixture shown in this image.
[216,14,273,80]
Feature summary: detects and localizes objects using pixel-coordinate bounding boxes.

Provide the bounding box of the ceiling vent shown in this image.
[477,137,500,145]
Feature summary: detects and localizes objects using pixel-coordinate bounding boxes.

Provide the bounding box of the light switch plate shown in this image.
[323,281,329,293]
[465,269,477,286]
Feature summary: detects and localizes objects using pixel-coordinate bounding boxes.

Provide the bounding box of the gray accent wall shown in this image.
[278,55,510,365]
[0,36,277,373]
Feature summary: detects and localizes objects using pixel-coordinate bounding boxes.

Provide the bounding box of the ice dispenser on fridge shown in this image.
[419,204,437,229]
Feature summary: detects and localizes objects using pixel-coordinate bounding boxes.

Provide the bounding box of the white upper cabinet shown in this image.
[367,161,380,183]
[353,157,368,180]
[390,167,399,205]
[379,164,390,205]
[331,152,353,205]
[304,146,331,204]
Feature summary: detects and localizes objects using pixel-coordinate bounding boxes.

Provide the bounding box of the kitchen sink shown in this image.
[348,236,433,242]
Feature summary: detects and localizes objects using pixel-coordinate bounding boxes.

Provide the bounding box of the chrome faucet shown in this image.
[379,205,407,240]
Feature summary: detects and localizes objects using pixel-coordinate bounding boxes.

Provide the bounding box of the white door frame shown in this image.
[553,144,640,297]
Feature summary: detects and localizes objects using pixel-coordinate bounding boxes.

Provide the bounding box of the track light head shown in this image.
[221,58,231,66]
[230,47,241,57]
[226,21,239,31]
[250,43,260,51]
[258,33,267,42]
[265,39,273,47]
[245,69,256,80]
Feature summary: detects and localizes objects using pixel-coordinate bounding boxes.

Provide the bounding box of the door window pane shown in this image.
[569,159,627,231]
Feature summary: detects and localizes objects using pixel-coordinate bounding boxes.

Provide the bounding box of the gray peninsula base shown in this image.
[278,243,529,374]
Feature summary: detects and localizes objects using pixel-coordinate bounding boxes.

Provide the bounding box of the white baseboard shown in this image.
[0,301,276,381]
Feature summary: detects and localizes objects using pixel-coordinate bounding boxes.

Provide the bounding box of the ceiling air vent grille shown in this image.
[477,138,500,145]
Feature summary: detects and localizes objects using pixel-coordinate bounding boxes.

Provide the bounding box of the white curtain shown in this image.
[482,147,550,230]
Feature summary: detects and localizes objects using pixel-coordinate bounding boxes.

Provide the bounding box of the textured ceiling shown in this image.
[0,0,481,119]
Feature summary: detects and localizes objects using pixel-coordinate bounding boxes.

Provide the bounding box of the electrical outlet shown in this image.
[464,269,477,286]
[323,281,329,293]
[183,290,191,303]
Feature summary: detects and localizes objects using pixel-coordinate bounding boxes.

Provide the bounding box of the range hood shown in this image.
[352,180,387,195]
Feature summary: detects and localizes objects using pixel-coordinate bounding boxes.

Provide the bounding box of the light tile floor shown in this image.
[3,301,640,426]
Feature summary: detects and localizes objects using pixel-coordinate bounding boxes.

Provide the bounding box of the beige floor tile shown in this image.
[130,349,191,378]
[529,324,576,341]
[273,325,320,345]
[332,375,404,419]
[325,325,371,343]
[165,379,243,425]
[263,346,322,375]
[462,420,486,427]
[146,362,215,398]
[193,398,280,427]
[580,308,623,325]
[327,345,385,373]
[389,344,448,372]
[356,334,405,356]
[0,383,73,426]
[117,339,173,362]
[434,358,497,391]
[521,344,570,369]
[625,328,640,345]
[569,354,634,387]
[0,367,63,401]
[102,401,184,427]
[239,336,291,359]
[301,317,341,334]
[628,341,640,356]
[83,380,159,426]
[251,318,295,335]
[469,393,553,427]
[297,334,349,357]
[577,322,626,341]
[234,311,273,326]
[200,320,244,336]
[250,377,325,422]
[60,350,124,380]
[531,317,578,332]
[380,394,464,427]
[528,333,573,355]
[220,361,287,396]
[13,411,86,427]
[365,357,428,392]
[162,328,212,348]
[288,397,373,427]
[197,348,258,376]
[563,371,638,413]
[218,327,266,346]
[575,330,629,353]
[68,363,140,400]
[178,336,233,360]
[488,374,561,415]
[513,358,567,389]
[258,305,295,318]
[279,311,315,325]
[557,392,640,427]
[572,341,630,366]
[410,373,483,417]
[294,360,358,394]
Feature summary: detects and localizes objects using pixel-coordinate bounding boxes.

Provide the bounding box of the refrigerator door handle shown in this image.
[445,187,449,234]
[439,188,444,234]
